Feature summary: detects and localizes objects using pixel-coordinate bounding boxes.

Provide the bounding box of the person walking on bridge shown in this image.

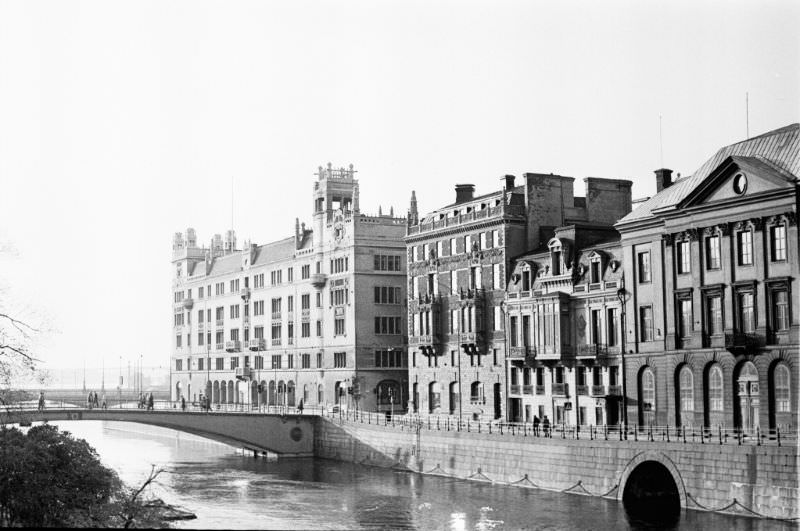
[93,391,99,409]
[101,393,107,410]
[87,391,93,410]
[181,396,186,411]
[147,392,154,411]
[38,392,45,412]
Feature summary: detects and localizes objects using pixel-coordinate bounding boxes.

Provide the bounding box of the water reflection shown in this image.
[45,421,793,531]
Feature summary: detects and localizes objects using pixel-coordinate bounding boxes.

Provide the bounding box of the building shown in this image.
[171,164,408,413]
[614,123,799,432]
[505,224,626,427]
[405,173,632,421]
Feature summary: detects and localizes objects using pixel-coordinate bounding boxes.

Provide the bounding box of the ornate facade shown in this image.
[171,164,408,413]
[615,123,799,432]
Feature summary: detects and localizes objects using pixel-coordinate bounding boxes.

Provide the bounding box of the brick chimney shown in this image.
[455,184,475,204]
[655,168,673,193]
[503,175,515,190]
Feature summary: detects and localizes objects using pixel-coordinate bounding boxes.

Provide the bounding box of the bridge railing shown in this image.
[321,409,796,448]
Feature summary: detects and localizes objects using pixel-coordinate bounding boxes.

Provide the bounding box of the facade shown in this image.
[405,174,632,421]
[615,123,799,431]
[171,164,408,413]
[505,225,626,427]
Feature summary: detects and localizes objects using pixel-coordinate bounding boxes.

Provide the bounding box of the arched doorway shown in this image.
[287,381,296,407]
[735,361,759,432]
[259,380,267,406]
[212,381,220,404]
[220,381,227,404]
[227,381,234,404]
[334,381,343,405]
[449,382,459,415]
[318,383,324,405]
[175,381,182,401]
[675,365,694,427]
[376,380,401,413]
[277,380,286,407]
[250,381,258,407]
[622,460,681,524]
[268,381,276,406]
[638,366,656,425]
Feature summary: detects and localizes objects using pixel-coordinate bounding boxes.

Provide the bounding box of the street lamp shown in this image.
[616,286,629,438]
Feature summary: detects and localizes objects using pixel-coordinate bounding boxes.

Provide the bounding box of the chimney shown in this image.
[655,168,673,193]
[455,184,475,204]
[503,175,515,190]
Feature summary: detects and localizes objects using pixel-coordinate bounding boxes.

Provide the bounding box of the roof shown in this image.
[618,123,800,224]
[418,185,525,223]
[252,237,296,266]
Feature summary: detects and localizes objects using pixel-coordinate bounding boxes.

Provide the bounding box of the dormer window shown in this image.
[551,246,562,275]
[590,258,601,283]
[522,268,531,291]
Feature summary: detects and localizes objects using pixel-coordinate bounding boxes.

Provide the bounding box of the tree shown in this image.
[0,424,171,528]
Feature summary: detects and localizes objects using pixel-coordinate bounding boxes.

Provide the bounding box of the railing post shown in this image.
[756,426,761,446]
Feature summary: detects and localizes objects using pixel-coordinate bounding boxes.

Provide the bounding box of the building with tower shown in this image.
[405,173,632,421]
[171,163,408,413]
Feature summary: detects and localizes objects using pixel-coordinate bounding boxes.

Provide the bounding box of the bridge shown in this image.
[2,408,315,457]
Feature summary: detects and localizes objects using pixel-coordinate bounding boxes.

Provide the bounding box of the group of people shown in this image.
[532,415,552,437]
[86,391,107,410]
[138,391,155,410]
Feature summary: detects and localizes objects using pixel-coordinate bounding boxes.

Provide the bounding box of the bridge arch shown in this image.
[618,450,685,522]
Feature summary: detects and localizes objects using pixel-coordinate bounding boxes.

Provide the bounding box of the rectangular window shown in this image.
[493,306,503,331]
[287,354,294,369]
[707,295,723,336]
[492,230,499,248]
[739,292,755,333]
[301,322,310,338]
[639,306,654,342]
[230,357,239,370]
[215,357,224,370]
[492,263,502,290]
[301,265,310,279]
[302,353,311,368]
[773,290,790,332]
[607,308,618,346]
[271,355,281,369]
[316,292,322,308]
[450,238,457,256]
[334,318,345,336]
[301,294,310,310]
[316,320,322,337]
[374,254,402,271]
[638,251,651,283]
[706,235,721,269]
[176,335,182,348]
[771,224,787,261]
[198,358,204,371]
[677,240,691,274]
[334,352,346,368]
[679,298,692,339]
[175,359,182,371]
[479,232,487,250]
[374,316,402,335]
[738,230,753,266]
[509,316,518,347]
[316,352,322,368]
[287,267,293,282]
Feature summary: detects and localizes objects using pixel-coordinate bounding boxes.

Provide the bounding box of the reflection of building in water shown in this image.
[171,164,408,412]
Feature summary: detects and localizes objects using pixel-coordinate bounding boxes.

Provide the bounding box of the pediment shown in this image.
[679,155,796,209]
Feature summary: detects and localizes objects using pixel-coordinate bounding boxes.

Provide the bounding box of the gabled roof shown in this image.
[618,123,799,225]
[252,237,296,266]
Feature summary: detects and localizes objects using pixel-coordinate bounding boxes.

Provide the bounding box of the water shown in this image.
[43,421,792,530]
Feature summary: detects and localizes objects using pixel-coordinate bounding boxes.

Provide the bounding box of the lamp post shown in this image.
[616,285,629,438]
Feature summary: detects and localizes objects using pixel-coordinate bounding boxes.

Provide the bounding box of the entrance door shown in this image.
[736,362,760,433]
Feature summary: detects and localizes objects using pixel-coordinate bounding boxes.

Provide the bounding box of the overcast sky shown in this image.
[1,0,798,381]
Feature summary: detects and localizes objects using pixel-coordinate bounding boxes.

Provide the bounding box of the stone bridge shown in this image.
[3,409,315,456]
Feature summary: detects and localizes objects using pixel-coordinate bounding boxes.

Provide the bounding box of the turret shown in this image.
[408,190,419,226]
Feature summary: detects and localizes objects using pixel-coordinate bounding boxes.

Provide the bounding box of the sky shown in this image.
[0,0,798,382]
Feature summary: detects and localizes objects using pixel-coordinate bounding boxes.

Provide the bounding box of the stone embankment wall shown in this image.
[314,417,799,520]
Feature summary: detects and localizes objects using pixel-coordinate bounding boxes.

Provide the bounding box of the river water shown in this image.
[47,421,790,530]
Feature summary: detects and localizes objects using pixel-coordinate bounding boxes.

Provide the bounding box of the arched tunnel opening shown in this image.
[622,461,681,525]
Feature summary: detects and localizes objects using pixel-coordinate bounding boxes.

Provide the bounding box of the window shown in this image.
[509,316,518,347]
[374,254,401,271]
[198,287,204,298]
[677,240,691,274]
[176,335,182,348]
[450,238,457,256]
[470,382,484,405]
[198,332,204,346]
[492,230,499,248]
[470,266,481,289]
[301,265,310,279]
[316,352,322,368]
[709,365,723,412]
[334,352,347,368]
[271,298,282,318]
[678,298,692,339]
[271,355,281,369]
[316,292,322,308]
[679,366,694,412]
[374,286,401,304]
[493,306,503,331]
[229,357,239,370]
[215,357,224,370]
[551,247,562,275]
[229,304,240,319]
[301,322,310,338]
[706,295,723,336]
[638,251,651,283]
[590,259,601,283]
[774,364,790,412]
[301,294,310,310]
[463,235,471,253]
[334,318,345,336]
[253,300,264,316]
[738,291,755,333]
[641,367,655,412]
[287,354,294,369]
[271,323,281,343]
[316,320,322,337]
[254,326,264,339]
[288,295,294,312]
[772,289,790,332]
[287,267,293,282]
[198,358,204,371]
[479,232,487,250]
[706,234,721,269]
[230,328,239,341]
[450,270,458,295]
[254,273,265,288]
[175,359,182,371]
[287,322,294,344]
[771,224,787,261]
[374,349,404,368]
[301,353,311,368]
[492,263,502,290]
[374,316,402,335]
[738,230,753,266]
[607,308,618,346]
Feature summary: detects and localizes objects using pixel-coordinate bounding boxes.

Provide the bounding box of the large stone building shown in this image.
[505,224,626,427]
[405,174,632,421]
[614,123,799,432]
[171,164,408,413]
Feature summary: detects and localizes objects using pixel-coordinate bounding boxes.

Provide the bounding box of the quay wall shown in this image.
[313,417,799,520]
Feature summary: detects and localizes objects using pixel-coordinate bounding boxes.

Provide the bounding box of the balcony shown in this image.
[216,319,224,328]
[225,340,241,352]
[182,298,194,310]
[271,338,282,346]
[271,312,282,320]
[522,385,534,395]
[535,384,545,395]
[576,343,621,359]
[552,383,568,396]
[410,333,440,347]
[240,287,251,301]
[509,345,536,358]
[469,395,486,405]
[535,344,574,361]
[607,385,622,396]
[243,316,250,327]
[576,385,589,396]
[248,338,266,351]
[510,384,521,395]
[591,385,606,396]
[725,332,761,352]
[310,273,327,288]
[235,367,251,381]
[215,342,225,351]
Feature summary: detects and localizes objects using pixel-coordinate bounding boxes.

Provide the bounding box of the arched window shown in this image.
[317,384,324,405]
[470,381,484,405]
[428,381,441,413]
[774,364,790,413]
[303,384,309,402]
[679,366,694,412]
[709,365,723,412]
[641,367,655,411]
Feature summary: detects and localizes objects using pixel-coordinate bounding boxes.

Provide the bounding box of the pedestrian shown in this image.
[93,391,99,408]
[543,415,551,438]
[138,391,144,409]
[533,415,540,437]
[147,392,154,411]
[297,398,304,414]
[38,391,45,412]
[87,391,93,410]
[181,396,186,411]
[101,394,107,410]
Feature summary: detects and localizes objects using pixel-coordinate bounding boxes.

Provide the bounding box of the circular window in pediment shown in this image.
[733,173,747,195]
